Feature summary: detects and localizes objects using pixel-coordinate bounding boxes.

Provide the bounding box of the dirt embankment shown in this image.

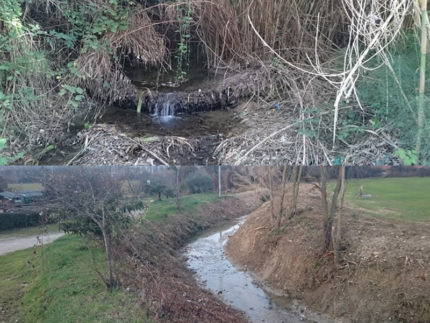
[226,185,430,322]
[119,191,263,323]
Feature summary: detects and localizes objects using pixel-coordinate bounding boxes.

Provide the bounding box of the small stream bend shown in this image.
[185,217,315,323]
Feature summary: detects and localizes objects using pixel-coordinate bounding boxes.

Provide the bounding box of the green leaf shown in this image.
[139,136,160,143]
[65,85,76,93]
[395,149,418,166]
[332,156,344,166]
[70,101,79,108]
[0,137,7,151]
[75,87,84,94]
[0,157,9,166]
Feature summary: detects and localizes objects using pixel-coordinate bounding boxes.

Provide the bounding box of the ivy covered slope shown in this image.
[0,0,166,165]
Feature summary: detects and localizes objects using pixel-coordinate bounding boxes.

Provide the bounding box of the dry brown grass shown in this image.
[189,0,347,68]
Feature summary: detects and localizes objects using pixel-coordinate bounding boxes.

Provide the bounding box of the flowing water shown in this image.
[152,93,178,117]
[107,64,242,137]
[184,217,331,323]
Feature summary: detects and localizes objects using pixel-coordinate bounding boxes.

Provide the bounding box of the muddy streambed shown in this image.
[105,65,245,138]
[37,65,247,165]
[184,217,330,323]
[100,105,244,139]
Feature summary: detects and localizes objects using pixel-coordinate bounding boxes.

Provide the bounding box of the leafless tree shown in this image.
[175,166,182,211]
[268,166,276,221]
[318,166,346,258]
[277,166,289,228]
[332,166,346,264]
[45,167,133,290]
[288,165,303,219]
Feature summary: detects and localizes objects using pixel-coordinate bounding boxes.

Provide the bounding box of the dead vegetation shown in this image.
[3,0,426,165]
[69,123,221,165]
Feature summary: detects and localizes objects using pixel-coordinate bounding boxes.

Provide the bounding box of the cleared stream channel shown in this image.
[184,217,330,323]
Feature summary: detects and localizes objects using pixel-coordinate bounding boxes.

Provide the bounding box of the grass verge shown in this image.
[145,193,218,221]
[0,235,149,323]
[344,177,430,222]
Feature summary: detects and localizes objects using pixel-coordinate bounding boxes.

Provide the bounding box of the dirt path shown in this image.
[0,232,64,256]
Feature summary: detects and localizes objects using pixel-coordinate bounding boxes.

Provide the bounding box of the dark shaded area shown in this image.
[0,213,43,231]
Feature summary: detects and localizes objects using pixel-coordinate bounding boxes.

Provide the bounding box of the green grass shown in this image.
[7,183,44,191]
[145,193,218,221]
[0,223,60,239]
[344,177,430,222]
[0,193,220,322]
[0,235,149,323]
[0,245,40,322]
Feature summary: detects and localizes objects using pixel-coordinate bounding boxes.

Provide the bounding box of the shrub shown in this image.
[0,213,42,230]
[185,173,213,194]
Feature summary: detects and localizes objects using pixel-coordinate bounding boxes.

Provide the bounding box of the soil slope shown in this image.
[226,185,430,322]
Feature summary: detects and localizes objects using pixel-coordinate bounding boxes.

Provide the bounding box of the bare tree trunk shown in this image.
[326,167,343,251]
[320,166,329,217]
[332,166,346,264]
[417,0,428,157]
[319,166,343,252]
[102,229,115,290]
[278,166,288,228]
[268,166,276,221]
[289,165,303,219]
[100,207,115,290]
[319,166,330,248]
[176,167,182,211]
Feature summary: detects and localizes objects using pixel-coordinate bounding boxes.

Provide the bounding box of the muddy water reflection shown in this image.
[185,218,315,323]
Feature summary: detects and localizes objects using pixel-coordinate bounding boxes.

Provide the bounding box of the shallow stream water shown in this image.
[184,217,330,323]
[101,64,244,139]
[100,105,243,139]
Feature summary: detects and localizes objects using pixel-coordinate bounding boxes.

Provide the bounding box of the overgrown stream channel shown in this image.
[103,65,245,139]
[184,217,330,323]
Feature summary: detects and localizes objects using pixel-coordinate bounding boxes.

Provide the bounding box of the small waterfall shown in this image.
[152,93,178,117]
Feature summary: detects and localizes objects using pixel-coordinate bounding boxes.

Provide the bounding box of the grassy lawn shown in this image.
[145,193,218,221]
[0,235,149,323]
[344,177,430,222]
[0,223,60,239]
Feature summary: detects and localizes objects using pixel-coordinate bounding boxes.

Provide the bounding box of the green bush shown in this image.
[0,213,42,231]
[185,173,213,194]
[356,35,430,163]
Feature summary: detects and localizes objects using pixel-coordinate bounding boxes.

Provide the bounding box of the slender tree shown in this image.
[277,165,288,228]
[416,0,428,157]
[176,166,182,211]
[46,167,132,290]
[319,166,345,253]
[288,165,303,219]
[268,166,276,221]
[332,166,346,264]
